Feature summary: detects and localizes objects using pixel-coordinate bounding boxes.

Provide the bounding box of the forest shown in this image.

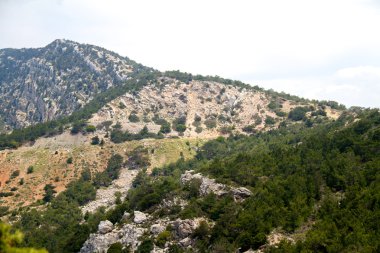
[1,107,378,252]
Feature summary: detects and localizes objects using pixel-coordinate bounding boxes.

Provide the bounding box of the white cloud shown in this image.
[0,0,380,107]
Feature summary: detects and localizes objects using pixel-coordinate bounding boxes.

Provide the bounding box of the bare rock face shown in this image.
[171,218,202,239]
[181,170,252,201]
[133,211,148,224]
[231,187,253,201]
[98,220,113,234]
[150,224,166,235]
[0,39,143,129]
[80,223,146,253]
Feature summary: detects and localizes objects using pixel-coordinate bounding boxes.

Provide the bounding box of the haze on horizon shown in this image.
[1,0,380,108]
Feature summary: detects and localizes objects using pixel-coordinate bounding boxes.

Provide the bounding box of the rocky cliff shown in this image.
[0,39,146,130]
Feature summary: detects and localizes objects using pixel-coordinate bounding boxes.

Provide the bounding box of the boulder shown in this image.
[98,220,113,234]
[231,187,252,200]
[133,211,148,224]
[150,224,166,235]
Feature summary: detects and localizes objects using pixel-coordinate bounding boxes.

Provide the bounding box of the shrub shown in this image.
[175,124,187,133]
[265,116,275,125]
[27,166,34,174]
[172,116,187,132]
[195,126,203,133]
[136,239,154,253]
[91,136,100,145]
[67,157,73,164]
[43,184,56,202]
[288,107,309,121]
[159,122,171,134]
[118,102,126,109]
[10,170,20,179]
[156,230,171,247]
[242,125,256,133]
[85,125,96,133]
[205,119,217,129]
[128,113,140,123]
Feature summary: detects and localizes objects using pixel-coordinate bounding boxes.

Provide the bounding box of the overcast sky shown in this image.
[1,0,380,108]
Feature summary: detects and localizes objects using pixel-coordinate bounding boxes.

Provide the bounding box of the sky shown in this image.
[1,0,380,108]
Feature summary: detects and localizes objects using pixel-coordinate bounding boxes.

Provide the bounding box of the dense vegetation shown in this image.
[2,108,378,252]
[126,109,380,252]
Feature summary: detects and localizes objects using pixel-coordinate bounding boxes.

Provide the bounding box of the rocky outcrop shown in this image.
[98,220,113,234]
[0,39,145,129]
[80,223,146,253]
[133,211,149,224]
[82,168,138,214]
[181,170,252,201]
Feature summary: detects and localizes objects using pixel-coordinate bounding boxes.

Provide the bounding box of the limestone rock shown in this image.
[98,220,113,234]
[133,211,148,224]
[151,224,166,235]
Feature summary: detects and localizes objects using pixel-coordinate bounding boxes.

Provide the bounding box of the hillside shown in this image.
[0,39,147,130]
[1,40,378,253]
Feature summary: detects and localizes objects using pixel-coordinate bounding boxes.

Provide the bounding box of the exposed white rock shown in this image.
[181,170,252,201]
[98,220,113,234]
[82,168,138,214]
[80,223,146,253]
[133,211,148,224]
[179,237,193,247]
[150,224,166,235]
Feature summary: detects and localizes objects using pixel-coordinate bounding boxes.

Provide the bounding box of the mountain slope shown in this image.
[0,39,147,130]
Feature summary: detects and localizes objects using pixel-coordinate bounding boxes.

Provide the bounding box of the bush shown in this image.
[128,113,140,123]
[67,157,73,164]
[156,230,171,247]
[242,125,255,133]
[91,136,100,145]
[288,107,309,121]
[10,170,20,179]
[173,116,187,132]
[43,184,56,202]
[136,239,154,253]
[86,125,96,133]
[175,124,186,133]
[27,166,34,174]
[265,116,275,125]
[159,122,171,134]
[204,119,217,129]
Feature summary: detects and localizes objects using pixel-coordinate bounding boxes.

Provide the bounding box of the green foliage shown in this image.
[110,126,160,143]
[265,116,275,125]
[136,239,154,253]
[93,154,123,187]
[159,122,171,134]
[128,113,140,123]
[172,117,187,132]
[91,136,100,145]
[66,157,73,164]
[43,184,56,203]
[0,222,47,253]
[10,170,20,179]
[127,146,150,169]
[204,119,217,129]
[156,230,171,247]
[85,125,96,133]
[27,166,34,174]
[288,106,310,121]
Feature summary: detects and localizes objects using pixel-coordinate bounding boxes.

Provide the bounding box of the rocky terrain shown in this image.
[79,170,252,252]
[0,39,146,130]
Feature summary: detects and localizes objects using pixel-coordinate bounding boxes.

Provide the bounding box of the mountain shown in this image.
[0,39,147,130]
[0,40,378,253]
